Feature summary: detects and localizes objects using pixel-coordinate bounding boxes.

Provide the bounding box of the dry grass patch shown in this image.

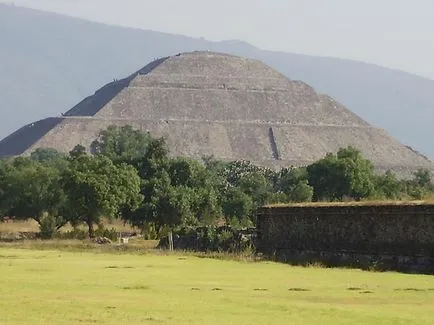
[0,218,139,234]
[266,200,431,208]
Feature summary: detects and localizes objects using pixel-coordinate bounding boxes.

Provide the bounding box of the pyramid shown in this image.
[0,51,432,176]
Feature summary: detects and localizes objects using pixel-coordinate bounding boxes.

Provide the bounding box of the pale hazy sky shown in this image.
[3,0,434,79]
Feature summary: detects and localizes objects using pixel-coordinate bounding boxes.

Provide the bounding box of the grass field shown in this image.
[1,248,434,325]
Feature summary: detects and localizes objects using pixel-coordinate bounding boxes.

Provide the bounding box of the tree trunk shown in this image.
[87,220,95,238]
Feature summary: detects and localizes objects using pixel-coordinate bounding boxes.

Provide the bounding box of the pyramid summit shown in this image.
[0,51,432,175]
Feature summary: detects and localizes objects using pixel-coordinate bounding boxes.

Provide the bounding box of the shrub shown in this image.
[141,222,159,240]
[159,226,256,253]
[39,213,61,239]
[56,228,87,240]
[95,225,119,242]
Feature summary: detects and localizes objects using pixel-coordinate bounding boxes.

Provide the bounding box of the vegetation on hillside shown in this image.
[0,125,433,238]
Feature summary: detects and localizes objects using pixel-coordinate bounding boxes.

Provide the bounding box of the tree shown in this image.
[124,145,223,229]
[220,160,275,187]
[277,167,308,193]
[288,180,314,202]
[30,148,65,162]
[412,169,433,189]
[0,158,68,234]
[169,157,209,188]
[203,157,279,208]
[336,147,376,199]
[62,154,142,237]
[277,167,313,202]
[401,169,434,200]
[69,144,87,159]
[0,159,14,218]
[221,187,254,226]
[237,172,274,208]
[122,137,174,228]
[190,186,222,225]
[202,157,231,203]
[168,157,222,224]
[91,125,152,162]
[374,170,403,199]
[307,147,376,201]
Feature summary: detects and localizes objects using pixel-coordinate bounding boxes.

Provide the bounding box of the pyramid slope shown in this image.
[94,52,369,126]
[0,118,63,158]
[64,57,169,116]
[0,51,432,176]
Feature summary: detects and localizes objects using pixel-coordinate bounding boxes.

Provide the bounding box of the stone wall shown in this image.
[256,203,434,273]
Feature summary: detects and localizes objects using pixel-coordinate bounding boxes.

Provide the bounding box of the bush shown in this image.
[56,227,87,240]
[216,229,237,251]
[227,216,254,229]
[95,225,119,242]
[203,226,218,251]
[39,213,60,239]
[141,222,159,240]
[55,225,119,241]
[289,181,313,202]
[158,226,256,253]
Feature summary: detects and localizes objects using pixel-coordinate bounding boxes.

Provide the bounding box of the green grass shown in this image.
[1,248,434,324]
[0,239,159,253]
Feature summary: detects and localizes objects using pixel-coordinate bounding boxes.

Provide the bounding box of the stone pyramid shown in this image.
[0,51,432,175]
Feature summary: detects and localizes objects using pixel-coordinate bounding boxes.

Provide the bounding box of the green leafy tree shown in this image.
[0,158,68,235]
[237,172,274,208]
[169,157,209,188]
[30,148,65,162]
[288,180,314,202]
[62,154,142,237]
[221,160,275,187]
[277,167,312,202]
[306,153,344,201]
[91,125,152,162]
[124,143,223,229]
[412,169,433,193]
[336,147,376,199]
[221,187,254,226]
[266,191,289,205]
[122,137,176,228]
[69,144,87,159]
[400,169,433,200]
[168,157,222,224]
[277,167,308,193]
[202,157,231,203]
[374,170,403,199]
[307,147,376,201]
[0,159,14,218]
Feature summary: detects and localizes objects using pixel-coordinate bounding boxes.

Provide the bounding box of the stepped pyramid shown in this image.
[0,51,432,175]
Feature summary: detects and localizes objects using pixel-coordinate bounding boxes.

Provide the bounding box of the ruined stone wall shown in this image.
[256,204,434,273]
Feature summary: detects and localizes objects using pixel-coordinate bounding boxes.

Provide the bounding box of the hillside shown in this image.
[1,4,433,159]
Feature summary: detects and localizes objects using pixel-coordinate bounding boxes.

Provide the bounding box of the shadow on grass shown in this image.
[105,265,135,269]
[347,287,363,291]
[394,288,434,292]
[0,254,19,259]
[123,285,150,290]
[288,288,310,292]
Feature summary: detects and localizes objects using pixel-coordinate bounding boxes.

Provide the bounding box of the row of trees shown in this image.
[0,125,433,238]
